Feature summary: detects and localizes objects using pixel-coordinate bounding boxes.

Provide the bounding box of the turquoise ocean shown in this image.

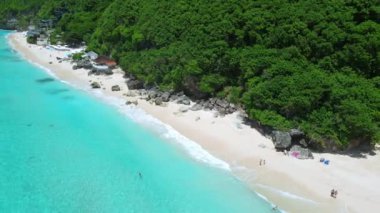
[0,30,275,212]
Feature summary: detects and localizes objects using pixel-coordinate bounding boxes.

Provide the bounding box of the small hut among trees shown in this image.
[94,56,117,68]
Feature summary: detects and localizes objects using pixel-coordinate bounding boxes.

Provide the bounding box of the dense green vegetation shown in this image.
[1,0,379,149]
[0,0,44,28]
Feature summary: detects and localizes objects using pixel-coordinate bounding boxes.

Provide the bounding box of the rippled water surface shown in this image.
[0,30,273,212]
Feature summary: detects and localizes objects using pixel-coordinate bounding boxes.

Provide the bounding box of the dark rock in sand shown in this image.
[91,82,101,89]
[148,90,160,99]
[127,79,144,90]
[190,104,203,111]
[126,100,138,105]
[155,97,163,106]
[272,131,292,149]
[218,108,227,116]
[203,101,213,110]
[179,106,189,113]
[170,94,178,101]
[89,68,113,75]
[104,69,113,75]
[161,92,171,102]
[216,99,229,108]
[137,89,147,96]
[75,59,93,70]
[290,145,313,159]
[111,85,121,91]
[177,95,191,105]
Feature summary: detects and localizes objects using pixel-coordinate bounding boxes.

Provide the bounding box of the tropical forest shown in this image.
[1,0,379,150]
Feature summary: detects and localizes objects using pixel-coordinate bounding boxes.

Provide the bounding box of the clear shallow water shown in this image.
[0,30,273,212]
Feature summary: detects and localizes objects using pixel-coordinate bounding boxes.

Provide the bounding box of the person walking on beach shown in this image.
[331,189,338,198]
[260,159,266,166]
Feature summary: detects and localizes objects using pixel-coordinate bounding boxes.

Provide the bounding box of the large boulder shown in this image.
[290,145,313,159]
[104,69,113,75]
[147,90,160,100]
[79,60,92,69]
[90,82,101,89]
[190,104,203,111]
[216,99,229,108]
[161,92,171,102]
[126,100,138,105]
[111,85,121,91]
[272,131,292,149]
[203,101,214,110]
[125,91,137,97]
[127,79,144,90]
[179,106,189,113]
[177,95,191,105]
[155,97,163,106]
[137,89,147,96]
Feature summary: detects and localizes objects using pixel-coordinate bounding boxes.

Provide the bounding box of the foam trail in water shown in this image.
[256,183,319,205]
[8,37,59,79]
[9,34,311,212]
[91,90,231,171]
[8,35,230,171]
[7,32,300,212]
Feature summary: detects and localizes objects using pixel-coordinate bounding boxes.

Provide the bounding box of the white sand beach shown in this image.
[8,32,380,213]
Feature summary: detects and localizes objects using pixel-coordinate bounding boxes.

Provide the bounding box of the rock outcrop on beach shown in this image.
[111,85,120,91]
[154,97,163,106]
[127,79,239,115]
[126,79,144,90]
[89,68,113,75]
[270,129,314,159]
[125,100,138,105]
[290,145,313,159]
[272,131,292,149]
[90,82,101,89]
[161,92,171,102]
[196,98,237,115]
[176,95,191,105]
[73,59,92,70]
[190,104,203,111]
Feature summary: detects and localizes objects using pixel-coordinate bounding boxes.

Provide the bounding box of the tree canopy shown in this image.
[1,0,379,149]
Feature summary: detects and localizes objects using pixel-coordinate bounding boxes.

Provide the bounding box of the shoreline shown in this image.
[8,32,380,213]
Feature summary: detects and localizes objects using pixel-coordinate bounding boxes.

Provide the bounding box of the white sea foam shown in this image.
[7,34,311,212]
[7,36,59,79]
[256,183,319,205]
[7,33,230,171]
[90,90,231,171]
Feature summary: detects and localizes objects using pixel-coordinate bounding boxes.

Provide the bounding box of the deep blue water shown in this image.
[0,30,273,212]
